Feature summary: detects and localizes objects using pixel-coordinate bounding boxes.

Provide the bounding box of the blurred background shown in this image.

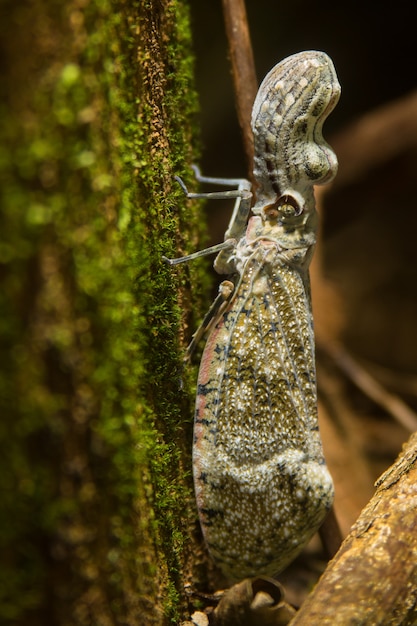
[189,0,417,379]
[188,0,417,548]
[191,0,415,176]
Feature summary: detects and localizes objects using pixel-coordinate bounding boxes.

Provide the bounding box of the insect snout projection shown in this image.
[164,50,340,580]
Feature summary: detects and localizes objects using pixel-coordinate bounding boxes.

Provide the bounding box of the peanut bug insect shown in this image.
[164,51,340,579]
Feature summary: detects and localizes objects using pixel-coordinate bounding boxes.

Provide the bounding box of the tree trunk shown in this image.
[0,0,204,624]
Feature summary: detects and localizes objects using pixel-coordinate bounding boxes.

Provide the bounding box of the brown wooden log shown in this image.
[289,431,417,625]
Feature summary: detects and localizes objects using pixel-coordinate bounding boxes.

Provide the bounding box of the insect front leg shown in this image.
[163,167,250,360]
[163,169,252,268]
[184,279,234,364]
[171,168,252,274]
[191,163,250,189]
[190,165,253,244]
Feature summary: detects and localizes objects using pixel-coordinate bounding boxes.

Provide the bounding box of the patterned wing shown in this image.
[193,244,333,579]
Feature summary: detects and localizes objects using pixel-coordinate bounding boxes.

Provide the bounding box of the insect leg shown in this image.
[175,174,249,204]
[170,172,252,273]
[184,279,234,364]
[163,173,251,266]
[191,164,250,189]
[188,166,253,242]
[162,238,236,266]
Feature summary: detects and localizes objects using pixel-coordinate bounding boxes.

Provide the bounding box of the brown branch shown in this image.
[221,0,258,176]
[318,341,417,432]
[359,361,417,398]
[289,431,417,625]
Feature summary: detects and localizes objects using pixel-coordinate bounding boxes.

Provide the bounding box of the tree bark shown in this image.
[289,432,417,625]
[0,0,203,624]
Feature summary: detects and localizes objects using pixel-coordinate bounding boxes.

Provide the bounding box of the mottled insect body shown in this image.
[165,51,340,580]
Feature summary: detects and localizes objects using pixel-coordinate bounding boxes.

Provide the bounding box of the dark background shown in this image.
[189,0,417,381]
[191,0,415,173]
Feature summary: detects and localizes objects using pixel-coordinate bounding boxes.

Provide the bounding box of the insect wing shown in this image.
[193,247,333,579]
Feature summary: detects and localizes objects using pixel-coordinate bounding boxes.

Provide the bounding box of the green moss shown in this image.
[0,0,206,623]
[116,3,210,620]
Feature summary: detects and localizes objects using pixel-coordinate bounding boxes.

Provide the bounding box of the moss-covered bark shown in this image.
[0,0,205,623]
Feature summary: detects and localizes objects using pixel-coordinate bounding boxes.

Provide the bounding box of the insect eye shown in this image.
[280,203,296,217]
[277,196,302,219]
[263,196,302,221]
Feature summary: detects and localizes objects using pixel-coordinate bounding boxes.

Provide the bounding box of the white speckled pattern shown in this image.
[191,51,340,580]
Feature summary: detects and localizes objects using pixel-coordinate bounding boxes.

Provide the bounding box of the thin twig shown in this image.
[221,0,258,177]
[359,360,417,398]
[318,340,417,432]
